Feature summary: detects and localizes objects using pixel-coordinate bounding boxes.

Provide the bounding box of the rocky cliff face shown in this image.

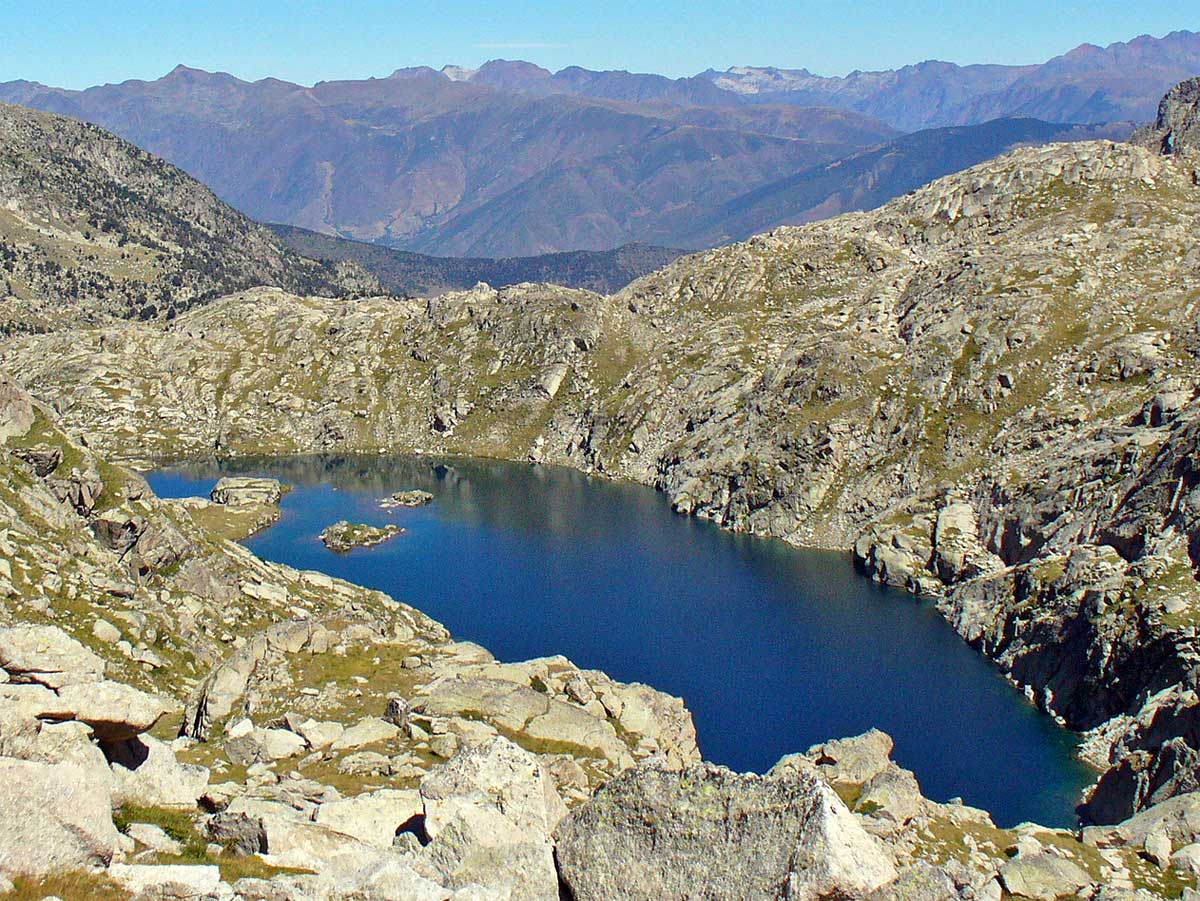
[0,103,374,333]
[1135,77,1200,158]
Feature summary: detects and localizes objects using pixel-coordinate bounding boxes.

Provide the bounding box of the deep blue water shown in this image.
[148,455,1094,827]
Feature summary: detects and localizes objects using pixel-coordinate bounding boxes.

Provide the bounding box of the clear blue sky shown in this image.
[2,1,1196,89]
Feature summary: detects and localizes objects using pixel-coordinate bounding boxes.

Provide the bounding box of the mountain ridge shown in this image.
[0,70,895,257]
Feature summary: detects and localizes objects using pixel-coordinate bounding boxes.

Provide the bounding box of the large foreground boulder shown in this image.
[0,757,121,876]
[420,735,567,839]
[416,736,565,900]
[554,758,897,901]
[56,679,169,742]
[109,734,210,808]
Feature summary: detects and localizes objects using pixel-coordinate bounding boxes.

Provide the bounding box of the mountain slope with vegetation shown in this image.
[0,103,373,332]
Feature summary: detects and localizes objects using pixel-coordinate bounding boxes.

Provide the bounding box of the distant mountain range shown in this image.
[444,31,1200,131]
[269,226,685,296]
[1,29,1195,258]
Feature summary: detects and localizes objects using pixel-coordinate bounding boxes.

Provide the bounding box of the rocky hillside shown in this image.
[10,74,1200,833]
[2,371,1198,900]
[0,103,374,332]
[269,225,685,296]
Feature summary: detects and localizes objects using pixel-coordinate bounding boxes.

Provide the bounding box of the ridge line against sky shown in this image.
[2,1,1197,91]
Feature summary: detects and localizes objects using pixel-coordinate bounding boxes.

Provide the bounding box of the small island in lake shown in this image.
[380,489,434,509]
[320,520,404,553]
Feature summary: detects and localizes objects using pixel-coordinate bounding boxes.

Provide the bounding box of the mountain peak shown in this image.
[165,63,208,79]
[386,65,444,81]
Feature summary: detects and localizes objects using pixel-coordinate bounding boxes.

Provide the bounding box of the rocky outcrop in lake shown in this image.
[320,521,403,553]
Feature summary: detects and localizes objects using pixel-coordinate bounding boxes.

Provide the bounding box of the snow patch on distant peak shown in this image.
[441,65,478,82]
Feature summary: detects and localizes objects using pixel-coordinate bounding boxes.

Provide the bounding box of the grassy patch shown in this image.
[2,872,130,901]
[114,803,311,883]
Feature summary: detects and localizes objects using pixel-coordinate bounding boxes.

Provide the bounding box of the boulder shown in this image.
[0,701,113,784]
[183,639,270,740]
[0,376,34,443]
[1173,842,1200,877]
[606,682,700,767]
[55,679,168,741]
[855,764,928,824]
[92,619,122,644]
[287,716,345,750]
[330,717,400,751]
[417,803,559,900]
[0,625,105,689]
[415,677,630,765]
[420,736,567,840]
[0,758,121,876]
[0,678,165,743]
[224,720,307,765]
[108,863,228,899]
[864,862,961,901]
[1118,791,1200,848]
[125,822,185,855]
[999,852,1093,900]
[804,729,894,787]
[258,814,393,876]
[313,788,423,848]
[1144,829,1174,869]
[109,734,210,808]
[554,758,896,901]
[338,856,456,901]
